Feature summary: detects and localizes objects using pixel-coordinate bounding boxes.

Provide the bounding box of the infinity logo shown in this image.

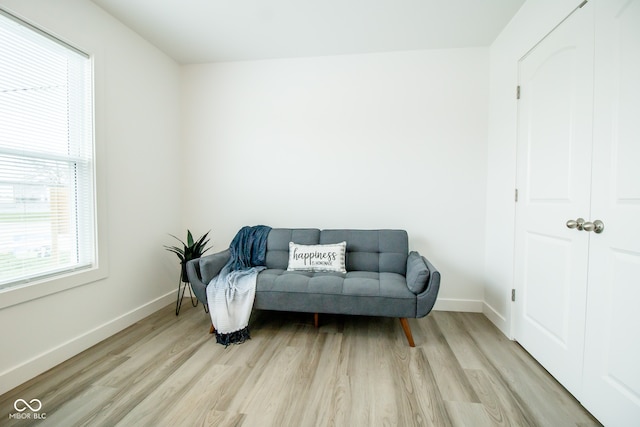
[14,398,42,412]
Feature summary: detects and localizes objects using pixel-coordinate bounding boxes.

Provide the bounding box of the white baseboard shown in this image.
[482,301,512,338]
[433,299,513,340]
[433,298,484,313]
[0,291,174,396]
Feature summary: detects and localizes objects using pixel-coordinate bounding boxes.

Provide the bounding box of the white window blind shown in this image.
[0,9,95,289]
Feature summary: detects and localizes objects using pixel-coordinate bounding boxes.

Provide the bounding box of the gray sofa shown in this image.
[186,228,440,346]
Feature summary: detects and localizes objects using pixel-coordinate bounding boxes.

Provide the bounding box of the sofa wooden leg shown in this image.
[399,318,415,347]
[209,323,215,334]
[314,313,319,328]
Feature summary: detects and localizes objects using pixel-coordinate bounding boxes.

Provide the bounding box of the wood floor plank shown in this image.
[465,368,525,427]
[37,385,118,427]
[114,342,225,426]
[445,400,495,427]
[368,321,399,425]
[421,313,481,404]
[457,312,601,427]
[433,311,536,426]
[430,309,488,370]
[343,317,376,426]
[76,325,211,425]
[0,304,601,427]
[95,308,205,388]
[394,346,453,426]
[239,346,301,425]
[269,332,327,426]
[297,333,346,427]
[2,353,129,427]
[158,363,245,426]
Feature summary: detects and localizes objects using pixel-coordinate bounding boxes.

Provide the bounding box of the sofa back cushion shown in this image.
[320,229,408,274]
[266,228,320,269]
[265,228,409,274]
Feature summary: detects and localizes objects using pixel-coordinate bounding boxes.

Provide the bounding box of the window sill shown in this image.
[0,264,107,310]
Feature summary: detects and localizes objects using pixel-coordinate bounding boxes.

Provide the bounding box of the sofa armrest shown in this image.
[199,249,231,283]
[414,255,441,318]
[186,258,206,304]
[186,249,230,305]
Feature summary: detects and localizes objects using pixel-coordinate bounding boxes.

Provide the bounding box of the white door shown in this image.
[513,3,594,396]
[581,1,640,425]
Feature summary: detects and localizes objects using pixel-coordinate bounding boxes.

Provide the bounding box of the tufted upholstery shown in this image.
[265,228,320,270]
[319,229,408,274]
[264,228,408,273]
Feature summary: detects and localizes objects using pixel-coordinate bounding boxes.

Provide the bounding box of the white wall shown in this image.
[182,48,490,311]
[0,0,182,394]
[483,0,585,335]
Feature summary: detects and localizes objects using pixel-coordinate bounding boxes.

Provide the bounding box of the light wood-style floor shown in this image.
[1,302,601,426]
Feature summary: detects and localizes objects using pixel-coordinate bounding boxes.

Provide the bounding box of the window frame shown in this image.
[0,7,107,309]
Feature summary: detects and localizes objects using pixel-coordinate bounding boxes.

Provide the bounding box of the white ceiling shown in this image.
[91,0,525,64]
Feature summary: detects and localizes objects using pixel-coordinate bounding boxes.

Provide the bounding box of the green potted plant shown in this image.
[165,230,211,283]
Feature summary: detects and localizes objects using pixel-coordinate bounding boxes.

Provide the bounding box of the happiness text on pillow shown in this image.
[291,248,338,266]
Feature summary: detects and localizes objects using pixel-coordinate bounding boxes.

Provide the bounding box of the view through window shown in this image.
[0,10,95,289]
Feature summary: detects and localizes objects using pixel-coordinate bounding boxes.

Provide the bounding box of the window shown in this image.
[0,9,95,290]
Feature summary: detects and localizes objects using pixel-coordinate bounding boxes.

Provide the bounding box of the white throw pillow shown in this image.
[287,241,347,273]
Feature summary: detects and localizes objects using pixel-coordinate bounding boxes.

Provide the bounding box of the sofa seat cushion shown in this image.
[254,269,416,318]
